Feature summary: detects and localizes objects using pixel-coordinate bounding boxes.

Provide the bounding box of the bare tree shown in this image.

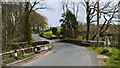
[1,0,48,51]
[91,2,119,40]
[82,0,97,40]
[24,0,47,44]
[82,1,119,40]
[61,0,80,17]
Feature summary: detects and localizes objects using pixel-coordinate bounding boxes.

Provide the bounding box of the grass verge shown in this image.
[86,47,119,66]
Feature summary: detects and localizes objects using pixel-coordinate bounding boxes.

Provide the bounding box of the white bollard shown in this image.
[35,48,37,54]
[14,50,18,60]
[35,48,37,51]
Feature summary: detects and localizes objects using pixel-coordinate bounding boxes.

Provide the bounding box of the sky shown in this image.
[35,0,119,27]
[36,0,86,27]
[36,1,63,27]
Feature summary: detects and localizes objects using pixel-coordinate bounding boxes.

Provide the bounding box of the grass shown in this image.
[44,30,52,35]
[43,30,57,38]
[87,47,119,66]
[57,28,61,33]
[42,28,62,39]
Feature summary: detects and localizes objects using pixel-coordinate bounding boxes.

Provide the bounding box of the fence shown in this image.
[0,41,52,65]
[2,41,50,52]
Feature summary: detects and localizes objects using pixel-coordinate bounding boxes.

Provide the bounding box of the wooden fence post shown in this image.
[22,49,24,54]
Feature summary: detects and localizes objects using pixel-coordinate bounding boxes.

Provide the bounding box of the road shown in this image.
[15,34,100,66]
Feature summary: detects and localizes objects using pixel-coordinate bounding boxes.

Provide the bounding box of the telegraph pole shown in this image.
[97,0,99,47]
[0,0,2,67]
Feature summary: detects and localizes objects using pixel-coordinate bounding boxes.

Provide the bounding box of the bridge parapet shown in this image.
[1,41,52,66]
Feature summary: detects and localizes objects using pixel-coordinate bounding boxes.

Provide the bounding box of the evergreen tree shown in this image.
[60,10,78,39]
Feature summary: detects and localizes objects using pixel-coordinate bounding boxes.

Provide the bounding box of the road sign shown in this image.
[104,36,111,47]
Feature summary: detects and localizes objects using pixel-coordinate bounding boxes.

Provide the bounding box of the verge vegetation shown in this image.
[87,47,119,66]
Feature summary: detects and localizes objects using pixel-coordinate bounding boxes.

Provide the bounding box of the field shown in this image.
[43,30,56,38]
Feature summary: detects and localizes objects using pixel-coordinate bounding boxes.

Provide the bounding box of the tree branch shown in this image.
[29,1,40,13]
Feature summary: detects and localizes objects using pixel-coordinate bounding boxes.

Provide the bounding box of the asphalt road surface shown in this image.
[16,34,100,66]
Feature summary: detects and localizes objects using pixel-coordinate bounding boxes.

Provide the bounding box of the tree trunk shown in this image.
[37,25,39,33]
[33,25,35,31]
[118,1,120,49]
[69,20,75,38]
[97,1,99,47]
[86,2,90,40]
[24,2,32,44]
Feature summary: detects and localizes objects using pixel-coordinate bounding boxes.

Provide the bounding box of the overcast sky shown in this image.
[36,0,86,27]
[35,0,119,27]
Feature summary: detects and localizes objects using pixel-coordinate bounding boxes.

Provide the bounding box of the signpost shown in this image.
[104,36,111,47]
